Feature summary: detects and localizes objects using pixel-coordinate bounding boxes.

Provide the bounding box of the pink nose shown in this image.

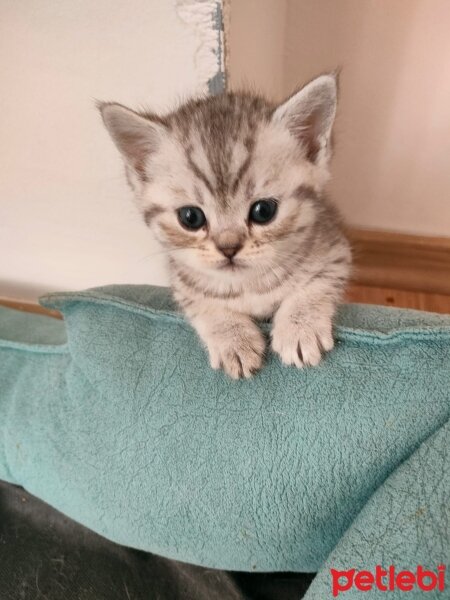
[217,245,241,259]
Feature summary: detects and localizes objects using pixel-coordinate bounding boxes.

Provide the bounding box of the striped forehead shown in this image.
[182,131,254,208]
[164,92,275,206]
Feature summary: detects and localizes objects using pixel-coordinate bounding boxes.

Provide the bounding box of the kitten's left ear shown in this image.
[99,102,166,181]
[272,73,338,164]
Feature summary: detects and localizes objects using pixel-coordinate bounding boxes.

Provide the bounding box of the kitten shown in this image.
[100,73,351,379]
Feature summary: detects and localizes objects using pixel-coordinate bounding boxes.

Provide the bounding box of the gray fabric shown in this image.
[0,481,314,599]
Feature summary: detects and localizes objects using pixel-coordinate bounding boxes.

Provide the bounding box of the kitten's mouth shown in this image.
[219,259,244,271]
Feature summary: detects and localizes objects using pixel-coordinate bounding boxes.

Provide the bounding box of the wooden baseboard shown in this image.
[346,284,450,314]
[0,297,62,319]
[349,229,450,295]
[1,229,449,317]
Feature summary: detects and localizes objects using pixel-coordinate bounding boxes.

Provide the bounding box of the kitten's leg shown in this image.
[271,280,343,368]
[186,307,266,379]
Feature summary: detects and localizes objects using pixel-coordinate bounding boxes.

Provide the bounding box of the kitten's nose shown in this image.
[217,244,242,259]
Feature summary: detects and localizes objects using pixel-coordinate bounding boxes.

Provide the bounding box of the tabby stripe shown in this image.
[231,154,252,196]
[185,150,215,196]
[295,185,319,201]
[143,205,164,226]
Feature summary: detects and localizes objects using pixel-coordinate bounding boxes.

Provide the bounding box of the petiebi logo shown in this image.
[331,565,446,596]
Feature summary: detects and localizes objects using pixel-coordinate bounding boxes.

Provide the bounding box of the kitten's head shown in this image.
[100,74,338,285]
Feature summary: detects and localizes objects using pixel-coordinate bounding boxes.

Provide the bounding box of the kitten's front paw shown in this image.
[207,324,265,379]
[271,313,334,368]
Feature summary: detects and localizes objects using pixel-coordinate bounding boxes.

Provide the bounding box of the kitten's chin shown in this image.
[201,259,250,284]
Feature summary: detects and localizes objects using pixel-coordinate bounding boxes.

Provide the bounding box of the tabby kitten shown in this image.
[100,73,351,379]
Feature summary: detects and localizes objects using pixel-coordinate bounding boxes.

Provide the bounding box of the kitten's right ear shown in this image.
[99,102,165,180]
[272,73,338,165]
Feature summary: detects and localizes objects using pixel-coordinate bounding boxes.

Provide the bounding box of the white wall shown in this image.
[0,0,223,300]
[228,0,450,238]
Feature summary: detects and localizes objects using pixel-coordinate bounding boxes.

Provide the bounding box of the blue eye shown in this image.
[249,198,278,224]
[177,206,206,230]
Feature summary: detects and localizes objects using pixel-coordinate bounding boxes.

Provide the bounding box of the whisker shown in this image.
[136,247,188,263]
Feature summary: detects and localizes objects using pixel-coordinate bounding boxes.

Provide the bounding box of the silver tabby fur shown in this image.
[100,73,351,378]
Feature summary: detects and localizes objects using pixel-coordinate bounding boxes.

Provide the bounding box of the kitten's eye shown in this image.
[249,198,278,224]
[177,206,206,230]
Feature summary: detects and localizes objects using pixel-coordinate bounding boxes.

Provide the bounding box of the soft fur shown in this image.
[100,74,351,378]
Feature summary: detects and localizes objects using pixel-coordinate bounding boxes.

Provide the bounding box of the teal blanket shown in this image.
[0,285,449,598]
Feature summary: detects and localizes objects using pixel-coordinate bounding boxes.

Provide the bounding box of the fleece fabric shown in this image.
[0,285,448,596]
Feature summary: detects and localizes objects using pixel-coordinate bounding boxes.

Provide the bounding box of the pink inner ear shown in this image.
[275,75,337,164]
[133,160,149,183]
[101,103,163,183]
[120,132,151,181]
[300,110,323,163]
[287,101,331,164]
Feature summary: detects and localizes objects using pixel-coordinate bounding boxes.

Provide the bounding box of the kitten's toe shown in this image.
[207,327,265,379]
[272,316,333,368]
[223,349,262,379]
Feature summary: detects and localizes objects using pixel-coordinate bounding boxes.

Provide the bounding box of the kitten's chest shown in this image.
[221,284,288,319]
[172,266,296,318]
